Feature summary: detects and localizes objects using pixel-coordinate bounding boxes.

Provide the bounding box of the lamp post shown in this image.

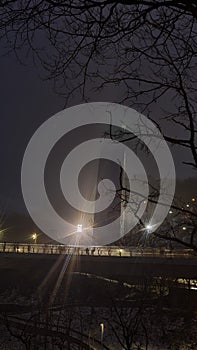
[146,224,152,233]
[100,322,104,347]
[32,233,37,244]
[77,224,83,232]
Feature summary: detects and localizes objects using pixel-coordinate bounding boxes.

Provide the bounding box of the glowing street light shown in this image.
[192,198,195,202]
[32,233,37,244]
[77,224,83,233]
[169,210,173,214]
[146,224,152,232]
[100,323,104,345]
[182,226,187,231]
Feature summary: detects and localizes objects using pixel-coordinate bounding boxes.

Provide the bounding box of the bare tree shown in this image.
[0,1,196,248]
[115,171,197,251]
[0,304,110,350]
[104,299,149,350]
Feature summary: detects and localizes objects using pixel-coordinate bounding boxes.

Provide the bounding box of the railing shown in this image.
[0,242,195,257]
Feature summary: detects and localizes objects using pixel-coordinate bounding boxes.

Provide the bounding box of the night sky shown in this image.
[0,43,196,239]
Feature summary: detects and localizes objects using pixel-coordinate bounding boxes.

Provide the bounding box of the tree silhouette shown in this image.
[0,1,196,249]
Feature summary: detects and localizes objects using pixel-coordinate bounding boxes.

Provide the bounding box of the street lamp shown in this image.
[146,224,153,234]
[32,233,37,244]
[100,323,104,345]
[77,224,83,233]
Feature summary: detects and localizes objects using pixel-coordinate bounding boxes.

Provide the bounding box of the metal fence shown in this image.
[0,242,195,257]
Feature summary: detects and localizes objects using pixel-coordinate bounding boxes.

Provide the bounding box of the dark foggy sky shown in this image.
[0,50,196,215]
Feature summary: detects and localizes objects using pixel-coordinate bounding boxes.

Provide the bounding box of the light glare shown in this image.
[77,224,83,233]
